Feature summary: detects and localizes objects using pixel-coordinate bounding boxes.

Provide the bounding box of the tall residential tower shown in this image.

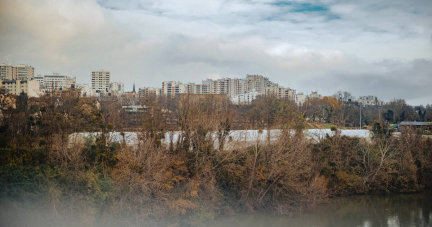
[91,70,110,93]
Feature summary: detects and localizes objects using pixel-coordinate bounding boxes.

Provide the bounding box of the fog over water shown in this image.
[2,191,432,227]
[207,191,432,227]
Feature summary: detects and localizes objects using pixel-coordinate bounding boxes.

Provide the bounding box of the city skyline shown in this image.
[0,0,431,105]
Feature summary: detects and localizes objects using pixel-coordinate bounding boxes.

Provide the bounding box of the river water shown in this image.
[207,191,432,227]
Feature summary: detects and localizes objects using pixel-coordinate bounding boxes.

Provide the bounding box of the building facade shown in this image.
[92,70,110,93]
[16,64,34,80]
[162,81,182,97]
[0,63,34,80]
[110,82,124,96]
[139,87,161,98]
[43,73,68,91]
[295,92,307,106]
[1,79,40,97]
[0,64,16,80]
[231,90,260,104]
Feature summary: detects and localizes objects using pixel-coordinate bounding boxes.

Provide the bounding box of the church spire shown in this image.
[132,82,135,93]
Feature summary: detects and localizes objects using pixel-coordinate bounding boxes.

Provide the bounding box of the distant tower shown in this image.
[132,82,136,93]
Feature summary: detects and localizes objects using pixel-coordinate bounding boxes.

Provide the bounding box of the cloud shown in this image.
[0,0,431,105]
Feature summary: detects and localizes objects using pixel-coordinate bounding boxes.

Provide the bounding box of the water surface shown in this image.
[207,191,432,227]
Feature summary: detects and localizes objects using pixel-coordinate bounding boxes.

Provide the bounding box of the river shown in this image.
[206,191,432,227]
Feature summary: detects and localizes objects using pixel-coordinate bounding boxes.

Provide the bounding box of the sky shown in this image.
[0,0,431,105]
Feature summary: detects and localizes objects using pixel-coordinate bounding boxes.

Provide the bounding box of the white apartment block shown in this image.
[0,63,34,80]
[179,83,195,94]
[295,93,307,106]
[201,78,248,97]
[92,70,110,93]
[43,73,68,91]
[75,84,94,97]
[1,79,40,97]
[139,87,161,98]
[231,90,260,104]
[162,81,182,97]
[110,82,124,95]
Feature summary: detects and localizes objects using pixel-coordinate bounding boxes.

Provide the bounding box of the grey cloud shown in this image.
[0,0,431,105]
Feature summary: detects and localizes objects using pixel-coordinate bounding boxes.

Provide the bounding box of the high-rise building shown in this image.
[0,63,34,80]
[201,78,248,96]
[43,73,68,91]
[92,70,110,93]
[162,81,182,97]
[16,64,34,80]
[228,78,249,97]
[192,84,210,94]
[246,75,269,94]
[139,87,161,98]
[0,63,16,80]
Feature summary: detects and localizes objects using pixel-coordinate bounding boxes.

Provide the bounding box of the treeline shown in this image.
[0,91,431,226]
[301,95,432,128]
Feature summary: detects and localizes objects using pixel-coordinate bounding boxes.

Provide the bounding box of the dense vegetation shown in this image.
[0,91,431,226]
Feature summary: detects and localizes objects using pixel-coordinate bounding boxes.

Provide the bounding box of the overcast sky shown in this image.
[1,0,431,105]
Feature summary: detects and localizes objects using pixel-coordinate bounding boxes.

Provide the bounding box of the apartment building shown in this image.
[139,87,161,98]
[179,83,195,94]
[43,73,68,91]
[162,81,182,97]
[246,75,270,94]
[202,79,218,94]
[231,90,260,104]
[75,84,93,97]
[35,75,44,88]
[1,79,40,97]
[200,78,249,97]
[67,77,76,89]
[0,63,34,80]
[110,82,124,96]
[192,84,210,94]
[295,93,307,106]
[265,86,295,101]
[16,64,34,80]
[227,78,248,97]
[92,70,110,93]
[0,64,16,80]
